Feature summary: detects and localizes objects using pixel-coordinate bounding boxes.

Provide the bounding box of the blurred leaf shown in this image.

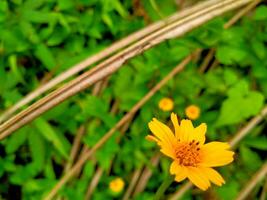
[34,44,56,70]
[253,6,267,20]
[240,145,262,171]
[216,45,247,65]
[216,180,239,200]
[28,129,45,171]
[34,117,69,159]
[5,127,27,154]
[10,164,39,185]
[243,137,267,150]
[216,80,264,126]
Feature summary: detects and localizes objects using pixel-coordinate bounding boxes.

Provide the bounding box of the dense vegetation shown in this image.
[0,0,267,199]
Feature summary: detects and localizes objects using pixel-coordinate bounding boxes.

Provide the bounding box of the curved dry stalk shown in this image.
[133,154,161,196]
[229,105,267,148]
[236,162,267,200]
[85,167,104,200]
[63,125,85,173]
[0,0,222,123]
[122,167,143,200]
[43,53,193,200]
[198,49,216,73]
[260,176,267,200]
[224,0,262,28]
[168,182,193,200]
[83,101,131,199]
[0,0,252,140]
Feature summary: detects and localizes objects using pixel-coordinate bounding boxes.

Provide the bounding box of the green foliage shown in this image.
[216,80,264,126]
[0,0,267,200]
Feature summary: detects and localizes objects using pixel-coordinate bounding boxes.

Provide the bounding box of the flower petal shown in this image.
[187,167,211,191]
[145,135,160,144]
[189,123,207,145]
[199,142,234,167]
[160,147,175,159]
[179,119,194,142]
[201,167,225,186]
[171,113,180,139]
[170,161,188,182]
[148,118,176,146]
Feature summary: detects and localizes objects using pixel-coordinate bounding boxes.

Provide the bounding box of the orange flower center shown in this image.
[175,140,201,166]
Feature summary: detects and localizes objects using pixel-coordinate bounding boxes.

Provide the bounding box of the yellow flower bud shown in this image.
[158,97,174,111]
[185,105,200,120]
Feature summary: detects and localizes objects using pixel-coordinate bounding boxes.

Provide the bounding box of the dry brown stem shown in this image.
[0,0,252,140]
[84,167,104,200]
[236,162,267,200]
[0,0,222,123]
[122,167,143,200]
[133,154,161,196]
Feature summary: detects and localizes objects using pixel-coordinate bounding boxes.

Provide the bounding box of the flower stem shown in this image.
[154,174,174,200]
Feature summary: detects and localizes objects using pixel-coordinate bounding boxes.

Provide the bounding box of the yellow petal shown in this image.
[170,161,188,182]
[200,142,234,167]
[171,113,180,139]
[145,135,160,143]
[179,119,194,142]
[201,167,225,186]
[187,167,211,191]
[148,118,176,146]
[189,123,206,145]
[160,147,176,159]
[202,142,230,151]
[200,152,234,167]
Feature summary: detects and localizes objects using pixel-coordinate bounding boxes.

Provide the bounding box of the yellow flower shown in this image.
[109,177,125,193]
[158,97,174,111]
[185,105,200,120]
[146,113,234,191]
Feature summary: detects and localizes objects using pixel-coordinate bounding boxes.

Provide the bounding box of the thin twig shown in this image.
[83,100,130,198]
[64,125,85,173]
[236,162,267,200]
[260,176,267,200]
[133,153,161,196]
[43,53,193,200]
[0,0,252,139]
[198,48,216,73]
[224,0,262,28]
[84,167,104,200]
[0,0,222,123]
[122,167,143,200]
[229,105,267,148]
[168,182,193,200]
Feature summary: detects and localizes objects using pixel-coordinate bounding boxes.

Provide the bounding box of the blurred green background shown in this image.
[0,0,267,199]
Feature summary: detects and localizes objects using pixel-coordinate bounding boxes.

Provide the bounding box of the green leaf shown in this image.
[10,164,39,185]
[57,0,74,11]
[253,6,267,20]
[34,44,56,70]
[216,181,239,200]
[22,10,57,23]
[243,137,267,150]
[28,129,45,171]
[223,69,238,86]
[34,117,69,159]
[240,145,262,171]
[216,45,247,65]
[251,39,266,60]
[96,134,119,170]
[216,80,264,126]
[5,127,27,154]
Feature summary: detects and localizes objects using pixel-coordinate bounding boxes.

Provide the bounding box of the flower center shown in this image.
[175,140,201,166]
